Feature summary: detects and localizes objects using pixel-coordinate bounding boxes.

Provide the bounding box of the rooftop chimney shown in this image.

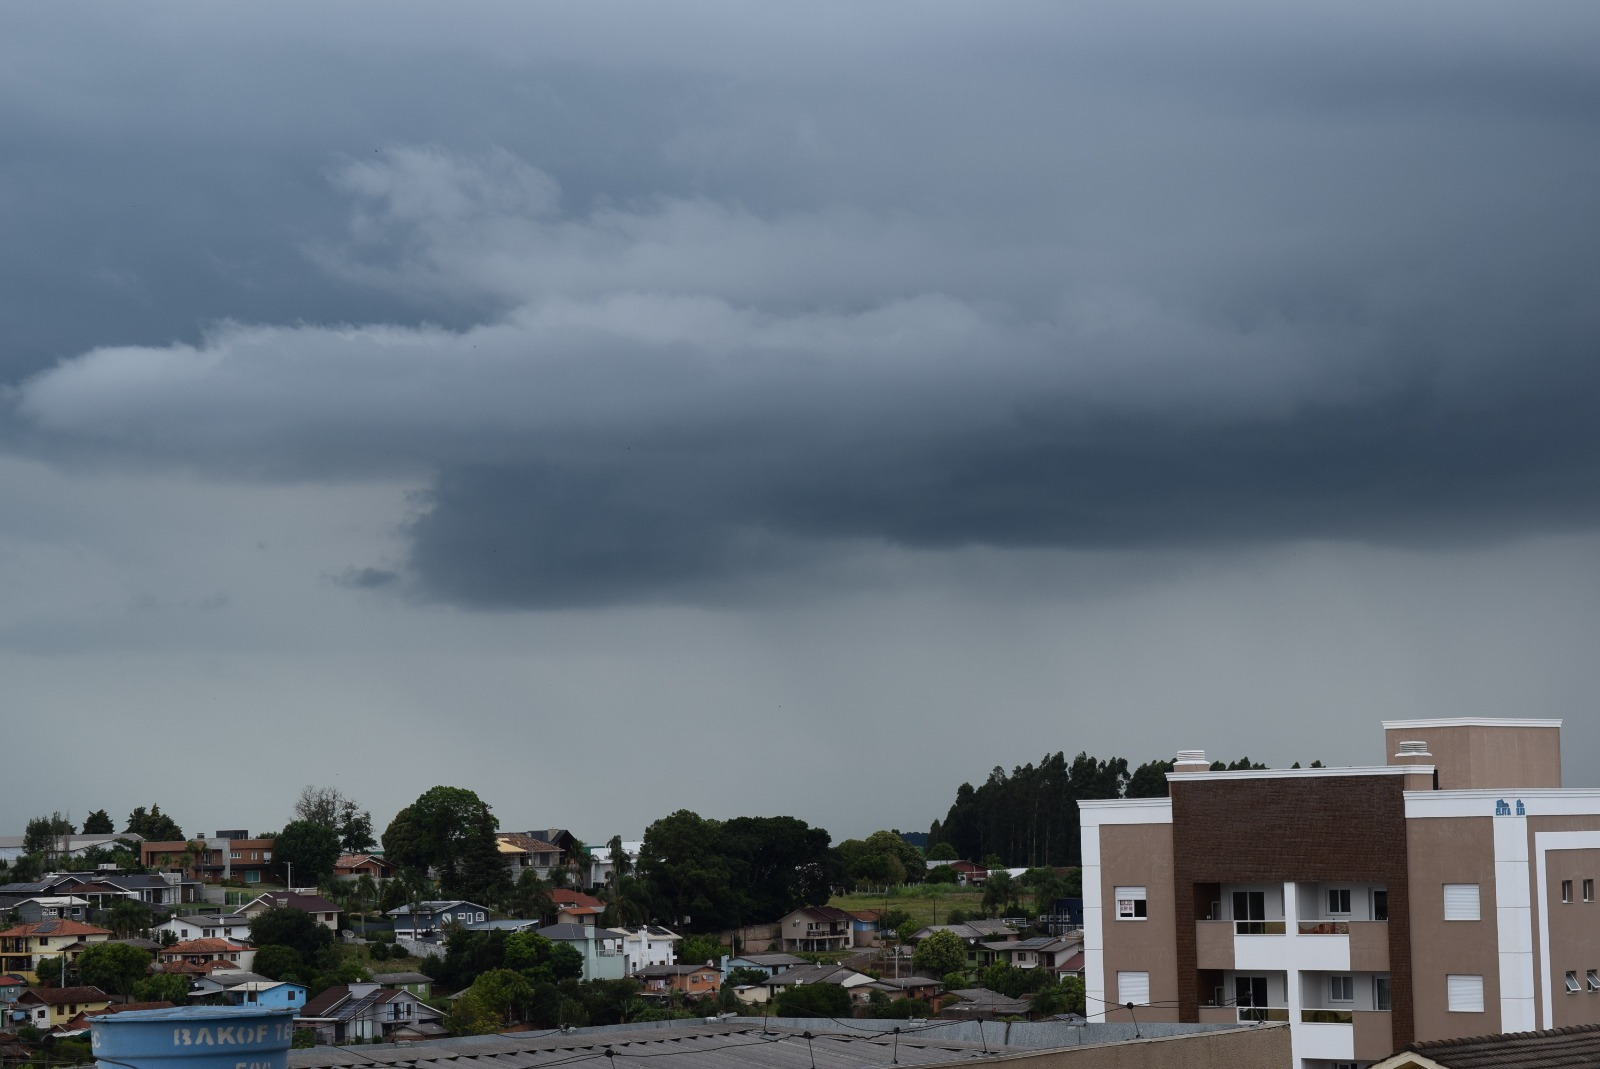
[1173,750,1210,775]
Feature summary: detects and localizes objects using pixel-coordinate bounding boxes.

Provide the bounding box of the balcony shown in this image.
[1234,920,1286,935]
[1297,921,1350,936]
[1236,1006,1290,1022]
[1302,1008,1354,1024]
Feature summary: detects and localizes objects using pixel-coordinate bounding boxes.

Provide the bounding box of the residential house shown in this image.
[0,976,23,1005]
[944,861,988,886]
[943,988,1033,1019]
[12,897,90,924]
[239,891,341,931]
[64,1001,179,1033]
[497,833,563,882]
[385,900,489,942]
[155,913,255,943]
[332,854,394,881]
[586,840,642,889]
[158,938,255,972]
[522,829,582,867]
[371,971,433,998]
[0,920,112,981]
[222,981,307,1009]
[752,963,876,1006]
[1082,716,1600,1069]
[614,926,682,976]
[846,909,883,948]
[983,934,1083,973]
[14,987,112,1030]
[636,963,721,999]
[141,834,276,886]
[777,905,856,953]
[720,952,807,979]
[910,921,1021,970]
[296,982,442,1044]
[550,889,605,926]
[861,975,942,1003]
[189,970,275,999]
[537,923,626,981]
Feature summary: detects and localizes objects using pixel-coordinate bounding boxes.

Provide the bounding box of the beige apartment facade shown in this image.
[1083,718,1600,1069]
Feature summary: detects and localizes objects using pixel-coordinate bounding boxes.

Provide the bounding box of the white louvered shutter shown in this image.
[1443,884,1480,921]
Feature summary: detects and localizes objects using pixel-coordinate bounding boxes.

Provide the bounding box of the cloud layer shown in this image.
[7,2,1600,607]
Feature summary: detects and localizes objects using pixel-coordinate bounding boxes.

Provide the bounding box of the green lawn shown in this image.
[828,886,986,929]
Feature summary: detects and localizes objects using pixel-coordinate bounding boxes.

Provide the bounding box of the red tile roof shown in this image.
[551,889,604,909]
[0,920,111,938]
[18,986,111,1006]
[161,938,250,956]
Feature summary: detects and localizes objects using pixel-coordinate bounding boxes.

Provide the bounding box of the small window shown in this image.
[1117,971,1150,1005]
[1374,976,1392,1011]
[1567,971,1581,994]
[1327,889,1351,915]
[1115,887,1148,920]
[1588,970,1599,992]
[1444,884,1481,922]
[1330,975,1354,1002]
[1447,974,1484,1013]
[1563,880,1573,903]
[1586,880,1595,903]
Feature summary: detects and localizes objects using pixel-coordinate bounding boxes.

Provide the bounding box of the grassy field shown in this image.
[827,886,986,928]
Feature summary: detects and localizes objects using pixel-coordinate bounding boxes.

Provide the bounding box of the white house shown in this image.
[611,925,680,976]
[155,913,255,943]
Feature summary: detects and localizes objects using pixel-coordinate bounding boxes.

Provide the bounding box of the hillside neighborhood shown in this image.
[5,717,1600,1069]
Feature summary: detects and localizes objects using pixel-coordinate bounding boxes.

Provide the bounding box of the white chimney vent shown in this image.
[1395,740,1432,758]
[1174,750,1210,773]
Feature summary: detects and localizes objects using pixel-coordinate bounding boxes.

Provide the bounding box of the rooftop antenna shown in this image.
[1126,1001,1142,1039]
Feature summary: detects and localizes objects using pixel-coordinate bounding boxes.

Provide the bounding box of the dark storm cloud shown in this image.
[6,1,1600,607]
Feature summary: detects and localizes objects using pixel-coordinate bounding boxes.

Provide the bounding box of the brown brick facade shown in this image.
[1170,774,1413,1053]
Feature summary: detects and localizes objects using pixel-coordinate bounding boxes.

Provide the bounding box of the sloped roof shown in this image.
[497,833,559,855]
[0,919,111,938]
[1378,1023,1600,1068]
[161,938,250,956]
[18,986,111,1006]
[550,889,603,909]
[248,891,340,913]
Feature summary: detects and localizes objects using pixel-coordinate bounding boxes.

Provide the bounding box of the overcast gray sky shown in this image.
[3,1,1599,846]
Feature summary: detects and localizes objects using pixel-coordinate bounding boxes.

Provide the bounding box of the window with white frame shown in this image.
[1117,971,1150,1005]
[1115,886,1148,920]
[1447,974,1484,1013]
[1566,971,1581,994]
[1327,888,1351,915]
[1330,975,1354,1002]
[1588,970,1599,992]
[1443,884,1480,921]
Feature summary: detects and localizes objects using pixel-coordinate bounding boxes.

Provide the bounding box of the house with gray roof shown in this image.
[537,923,626,981]
[385,900,489,942]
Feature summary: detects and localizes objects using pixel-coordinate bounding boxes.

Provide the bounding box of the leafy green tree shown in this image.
[928,752,1131,868]
[82,810,114,835]
[1031,975,1085,1016]
[982,870,1019,915]
[133,972,192,1003]
[927,842,958,861]
[676,935,724,967]
[124,805,183,841]
[1124,760,1174,798]
[911,929,967,979]
[23,814,74,856]
[273,821,342,885]
[1210,757,1269,771]
[249,906,333,961]
[469,968,533,1025]
[725,967,768,989]
[254,945,305,981]
[1020,868,1066,917]
[339,807,375,853]
[868,993,931,1019]
[926,864,958,884]
[383,786,505,900]
[76,943,153,998]
[35,955,73,987]
[865,830,924,885]
[774,982,851,1017]
[443,991,501,1036]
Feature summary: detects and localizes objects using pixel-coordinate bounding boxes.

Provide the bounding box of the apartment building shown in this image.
[1082,717,1600,1069]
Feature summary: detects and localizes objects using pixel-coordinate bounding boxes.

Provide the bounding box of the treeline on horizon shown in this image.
[926,752,1319,869]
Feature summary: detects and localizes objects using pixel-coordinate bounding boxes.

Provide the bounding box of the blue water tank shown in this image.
[90,1006,298,1069]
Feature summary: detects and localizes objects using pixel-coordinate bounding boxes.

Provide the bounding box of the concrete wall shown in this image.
[1099,822,1179,1024]
[1385,723,1561,791]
